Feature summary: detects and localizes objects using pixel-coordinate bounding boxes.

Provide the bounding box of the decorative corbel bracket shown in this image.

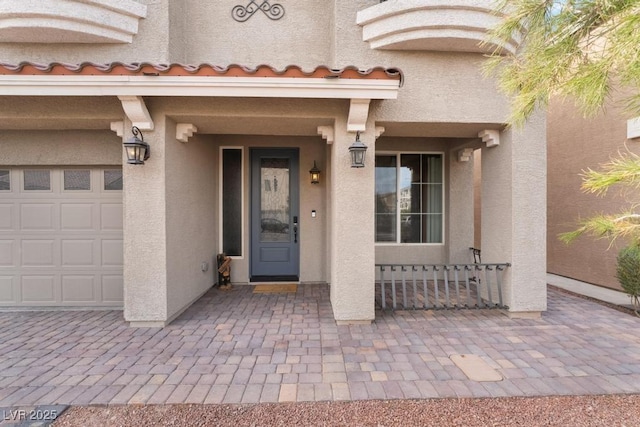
[317,125,334,144]
[628,117,640,139]
[176,123,198,143]
[117,95,154,131]
[347,99,370,132]
[110,121,125,137]
[458,148,474,162]
[375,126,385,139]
[478,129,500,148]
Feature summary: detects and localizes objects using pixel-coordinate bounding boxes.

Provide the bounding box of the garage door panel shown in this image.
[0,276,14,302]
[61,203,95,230]
[62,239,95,266]
[21,204,55,230]
[62,275,95,302]
[102,239,123,266]
[22,275,56,302]
[0,240,15,266]
[22,240,55,266]
[101,203,123,230]
[102,275,124,303]
[0,204,13,229]
[4,168,123,307]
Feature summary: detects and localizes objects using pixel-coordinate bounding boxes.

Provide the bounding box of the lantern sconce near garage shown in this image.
[309,161,321,184]
[348,131,368,168]
[123,126,150,165]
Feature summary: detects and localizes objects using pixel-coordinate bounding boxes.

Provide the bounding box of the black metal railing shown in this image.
[375,263,510,311]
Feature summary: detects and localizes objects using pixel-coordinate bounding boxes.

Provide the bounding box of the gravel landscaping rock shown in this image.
[54,395,640,426]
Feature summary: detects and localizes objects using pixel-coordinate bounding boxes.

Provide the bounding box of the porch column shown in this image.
[448,148,475,263]
[122,116,169,327]
[329,118,376,323]
[481,111,547,316]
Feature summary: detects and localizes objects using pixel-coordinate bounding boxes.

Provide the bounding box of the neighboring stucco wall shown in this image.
[0,130,121,166]
[165,118,217,320]
[547,96,633,291]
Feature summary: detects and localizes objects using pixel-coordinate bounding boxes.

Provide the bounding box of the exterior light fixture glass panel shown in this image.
[349,132,367,168]
[309,161,321,184]
[123,126,150,165]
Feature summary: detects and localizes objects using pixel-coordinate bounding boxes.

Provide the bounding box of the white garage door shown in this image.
[0,168,123,307]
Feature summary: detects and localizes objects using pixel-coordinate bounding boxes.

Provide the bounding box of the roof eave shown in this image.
[0,75,400,99]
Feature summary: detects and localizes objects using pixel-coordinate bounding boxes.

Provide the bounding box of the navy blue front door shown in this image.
[250,148,300,281]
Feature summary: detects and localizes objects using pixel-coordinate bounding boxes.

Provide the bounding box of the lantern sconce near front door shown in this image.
[123,126,150,165]
[309,161,321,184]
[348,131,368,168]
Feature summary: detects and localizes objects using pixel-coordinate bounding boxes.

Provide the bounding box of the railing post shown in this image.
[444,265,451,308]
[401,265,408,309]
[433,266,440,309]
[485,266,494,308]
[380,265,386,310]
[391,265,397,310]
[464,265,472,308]
[422,266,429,309]
[453,265,461,308]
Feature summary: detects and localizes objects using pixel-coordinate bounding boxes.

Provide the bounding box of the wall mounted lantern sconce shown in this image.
[123,126,150,165]
[348,131,367,168]
[309,161,321,184]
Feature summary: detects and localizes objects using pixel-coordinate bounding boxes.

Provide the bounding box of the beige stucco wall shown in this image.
[482,111,547,313]
[0,130,121,166]
[123,116,169,324]
[165,118,217,320]
[330,116,376,321]
[547,96,634,291]
[180,1,333,69]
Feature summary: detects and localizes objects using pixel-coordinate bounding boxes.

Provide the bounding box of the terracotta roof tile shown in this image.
[0,62,402,82]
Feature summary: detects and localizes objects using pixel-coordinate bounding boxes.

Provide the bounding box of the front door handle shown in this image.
[293,216,298,243]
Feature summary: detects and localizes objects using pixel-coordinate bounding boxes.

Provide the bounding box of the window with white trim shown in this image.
[375,153,444,243]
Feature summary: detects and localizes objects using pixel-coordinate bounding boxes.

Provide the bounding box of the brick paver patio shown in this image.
[1,285,639,408]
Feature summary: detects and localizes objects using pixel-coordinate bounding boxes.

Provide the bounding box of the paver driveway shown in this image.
[0,285,639,407]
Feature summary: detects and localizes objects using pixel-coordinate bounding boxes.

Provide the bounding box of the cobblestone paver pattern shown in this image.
[0,285,639,408]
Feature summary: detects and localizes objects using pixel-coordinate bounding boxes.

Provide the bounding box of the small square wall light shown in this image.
[309,161,321,184]
[123,126,150,165]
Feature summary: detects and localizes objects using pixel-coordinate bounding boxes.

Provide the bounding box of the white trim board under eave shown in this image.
[0,76,400,99]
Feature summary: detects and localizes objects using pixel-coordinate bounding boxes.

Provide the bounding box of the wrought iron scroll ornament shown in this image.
[232,0,284,22]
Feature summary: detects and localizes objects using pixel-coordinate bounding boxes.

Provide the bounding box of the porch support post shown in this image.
[122,115,170,327]
[448,147,475,263]
[329,117,376,323]
[481,110,547,316]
